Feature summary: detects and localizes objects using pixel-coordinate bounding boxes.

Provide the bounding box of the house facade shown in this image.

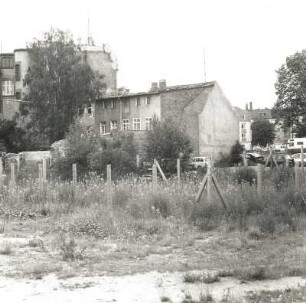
[94,80,239,159]
[0,44,118,123]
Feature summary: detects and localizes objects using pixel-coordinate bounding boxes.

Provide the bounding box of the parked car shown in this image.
[273,153,294,167]
[239,152,264,166]
[291,153,305,166]
[189,157,210,169]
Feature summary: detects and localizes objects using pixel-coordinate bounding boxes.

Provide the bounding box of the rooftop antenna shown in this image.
[203,48,207,83]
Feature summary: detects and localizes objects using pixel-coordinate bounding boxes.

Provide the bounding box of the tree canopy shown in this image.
[273,50,306,128]
[251,119,275,147]
[23,29,105,144]
[144,117,193,171]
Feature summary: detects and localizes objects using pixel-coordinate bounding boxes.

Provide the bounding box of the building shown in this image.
[94,80,239,159]
[0,44,118,123]
[235,102,290,150]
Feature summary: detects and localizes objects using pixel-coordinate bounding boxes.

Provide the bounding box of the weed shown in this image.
[58,234,86,261]
[0,242,13,255]
[235,266,267,281]
[182,292,214,303]
[183,272,219,284]
[28,238,44,250]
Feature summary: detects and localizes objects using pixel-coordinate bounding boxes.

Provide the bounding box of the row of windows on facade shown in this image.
[1,81,22,99]
[99,118,153,134]
[1,58,21,80]
[101,95,151,110]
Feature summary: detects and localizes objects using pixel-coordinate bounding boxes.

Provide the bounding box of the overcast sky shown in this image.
[1,0,306,109]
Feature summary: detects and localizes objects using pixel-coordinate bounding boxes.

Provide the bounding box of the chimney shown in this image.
[246,103,249,111]
[150,82,158,92]
[249,102,253,111]
[159,79,167,90]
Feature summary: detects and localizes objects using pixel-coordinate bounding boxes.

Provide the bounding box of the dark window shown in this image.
[146,96,151,105]
[15,64,20,81]
[136,97,141,106]
[1,57,14,68]
[15,92,21,100]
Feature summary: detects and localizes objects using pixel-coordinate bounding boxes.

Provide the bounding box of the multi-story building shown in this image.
[94,80,239,159]
[0,43,118,123]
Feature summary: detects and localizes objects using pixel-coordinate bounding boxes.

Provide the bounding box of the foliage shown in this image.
[52,120,137,180]
[229,141,244,164]
[22,28,105,144]
[273,49,306,128]
[251,119,275,147]
[0,119,27,153]
[144,117,193,172]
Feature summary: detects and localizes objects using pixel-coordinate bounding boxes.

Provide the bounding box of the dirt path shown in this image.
[0,272,305,303]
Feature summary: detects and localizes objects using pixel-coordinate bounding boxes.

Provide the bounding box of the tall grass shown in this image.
[0,166,305,239]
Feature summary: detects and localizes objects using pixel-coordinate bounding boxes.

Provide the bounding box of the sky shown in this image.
[1,0,306,109]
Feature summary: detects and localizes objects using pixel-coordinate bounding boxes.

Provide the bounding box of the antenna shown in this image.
[203,48,207,83]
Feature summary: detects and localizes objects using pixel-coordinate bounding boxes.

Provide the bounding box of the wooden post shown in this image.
[107,164,112,208]
[38,163,43,188]
[301,146,304,181]
[72,163,77,184]
[42,158,47,181]
[154,159,167,182]
[0,157,2,186]
[17,156,20,172]
[207,162,212,204]
[295,161,300,191]
[243,149,248,167]
[136,154,140,169]
[152,164,158,193]
[256,164,263,196]
[10,163,15,188]
[177,158,181,184]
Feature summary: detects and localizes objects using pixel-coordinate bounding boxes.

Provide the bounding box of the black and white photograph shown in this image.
[0,0,306,302]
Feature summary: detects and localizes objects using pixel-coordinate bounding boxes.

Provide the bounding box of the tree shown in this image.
[273,50,306,128]
[23,29,105,144]
[0,120,27,153]
[144,117,193,171]
[251,119,275,147]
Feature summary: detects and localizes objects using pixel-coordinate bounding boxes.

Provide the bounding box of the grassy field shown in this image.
[0,166,306,302]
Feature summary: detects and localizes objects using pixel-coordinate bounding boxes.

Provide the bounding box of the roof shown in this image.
[97,81,216,101]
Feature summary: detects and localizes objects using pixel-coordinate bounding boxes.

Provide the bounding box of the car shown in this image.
[291,153,306,166]
[189,157,210,169]
[239,152,265,166]
[273,153,294,167]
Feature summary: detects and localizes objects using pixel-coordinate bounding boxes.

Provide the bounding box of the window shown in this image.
[146,96,151,105]
[102,101,106,109]
[241,123,245,129]
[99,122,106,135]
[110,120,118,130]
[123,99,130,113]
[136,97,141,106]
[15,64,21,81]
[15,92,21,100]
[122,119,129,131]
[2,81,14,96]
[145,117,153,130]
[110,100,116,109]
[133,118,141,131]
[1,57,13,69]
[87,104,93,116]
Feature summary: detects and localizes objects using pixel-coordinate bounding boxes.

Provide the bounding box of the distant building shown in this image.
[94,80,239,159]
[235,102,290,149]
[0,43,118,123]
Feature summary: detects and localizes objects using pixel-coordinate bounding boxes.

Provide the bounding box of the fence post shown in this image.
[72,163,77,184]
[152,164,158,193]
[107,164,112,208]
[207,162,212,203]
[17,156,20,173]
[243,149,248,167]
[10,163,16,189]
[295,161,300,191]
[301,146,304,182]
[256,164,263,196]
[0,157,2,186]
[136,154,140,169]
[177,158,181,184]
[38,163,43,188]
[42,158,47,181]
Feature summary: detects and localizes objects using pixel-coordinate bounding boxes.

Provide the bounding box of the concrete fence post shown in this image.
[10,163,16,189]
[72,163,77,184]
[295,161,300,191]
[136,154,140,169]
[152,164,158,193]
[177,158,181,184]
[42,158,47,181]
[256,164,263,196]
[207,162,212,203]
[107,164,112,208]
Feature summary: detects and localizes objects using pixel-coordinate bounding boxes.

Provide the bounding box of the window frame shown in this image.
[136,97,141,106]
[133,118,141,131]
[2,80,15,96]
[110,120,118,131]
[99,122,106,135]
[122,119,129,131]
[145,117,153,130]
